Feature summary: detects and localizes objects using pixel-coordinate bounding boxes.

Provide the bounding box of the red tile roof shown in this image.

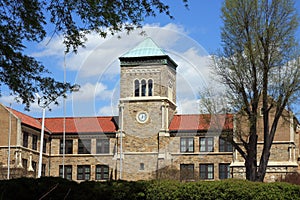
[169,114,233,132]
[9,108,43,130]
[42,116,118,134]
[8,107,233,134]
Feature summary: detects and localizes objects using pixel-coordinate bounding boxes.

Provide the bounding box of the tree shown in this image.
[200,0,300,181]
[0,0,187,109]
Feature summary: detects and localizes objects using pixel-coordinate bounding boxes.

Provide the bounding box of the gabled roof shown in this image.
[169,114,233,132]
[9,108,43,130]
[43,116,118,134]
[121,37,166,58]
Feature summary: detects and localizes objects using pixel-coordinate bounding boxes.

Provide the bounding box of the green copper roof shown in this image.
[121,37,166,58]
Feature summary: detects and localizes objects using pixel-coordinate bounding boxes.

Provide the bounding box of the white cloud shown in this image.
[72,82,112,102]
[31,35,66,58]
[176,98,200,114]
[98,105,118,116]
[25,23,215,116]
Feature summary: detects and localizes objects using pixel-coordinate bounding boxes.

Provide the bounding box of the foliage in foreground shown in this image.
[0,177,300,200]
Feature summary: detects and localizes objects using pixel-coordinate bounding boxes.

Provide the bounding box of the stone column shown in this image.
[165,103,169,132]
[289,111,295,143]
[28,153,34,172]
[17,149,22,168]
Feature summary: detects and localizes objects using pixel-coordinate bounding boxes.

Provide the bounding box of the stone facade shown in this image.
[0,38,299,182]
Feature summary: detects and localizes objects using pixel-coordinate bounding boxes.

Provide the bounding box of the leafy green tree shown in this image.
[0,0,187,109]
[201,0,300,181]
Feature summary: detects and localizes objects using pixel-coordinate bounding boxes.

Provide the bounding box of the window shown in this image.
[32,135,38,150]
[219,137,233,152]
[139,163,145,170]
[23,132,28,148]
[180,137,194,153]
[95,165,109,180]
[219,163,230,179]
[78,139,91,154]
[148,79,153,96]
[59,165,72,180]
[180,164,194,180]
[134,80,139,97]
[96,139,109,154]
[41,164,46,177]
[141,79,146,96]
[60,140,73,154]
[77,165,90,180]
[60,165,73,180]
[43,138,47,153]
[22,159,27,170]
[200,164,214,180]
[200,137,214,152]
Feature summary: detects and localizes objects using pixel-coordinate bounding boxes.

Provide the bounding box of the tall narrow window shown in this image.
[148,79,153,96]
[141,79,146,96]
[41,164,46,177]
[200,164,214,180]
[22,159,27,170]
[23,132,28,148]
[43,138,47,153]
[32,135,38,150]
[134,80,139,97]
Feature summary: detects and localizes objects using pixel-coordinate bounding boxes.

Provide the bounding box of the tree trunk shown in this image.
[245,155,258,181]
[246,119,258,181]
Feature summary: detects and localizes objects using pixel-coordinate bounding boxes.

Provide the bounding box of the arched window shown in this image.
[134,80,139,97]
[141,79,146,96]
[148,79,153,96]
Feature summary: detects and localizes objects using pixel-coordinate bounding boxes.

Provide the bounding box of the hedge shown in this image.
[0,178,299,200]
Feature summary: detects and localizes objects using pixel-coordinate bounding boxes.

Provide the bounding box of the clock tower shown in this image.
[117,38,177,179]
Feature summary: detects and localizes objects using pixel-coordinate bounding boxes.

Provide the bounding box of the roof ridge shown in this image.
[42,116,117,120]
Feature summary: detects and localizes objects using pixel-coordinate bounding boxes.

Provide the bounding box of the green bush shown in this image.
[0,178,299,200]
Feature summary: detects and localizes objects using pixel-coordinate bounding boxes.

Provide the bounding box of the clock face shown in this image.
[137,112,148,123]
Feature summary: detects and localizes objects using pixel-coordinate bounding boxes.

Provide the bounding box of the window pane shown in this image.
[95,165,109,180]
[78,139,91,154]
[134,80,139,97]
[180,164,194,180]
[60,140,73,154]
[141,80,146,96]
[219,163,230,179]
[200,137,214,152]
[148,79,153,96]
[200,164,214,180]
[219,137,233,152]
[180,138,194,153]
[32,135,38,150]
[23,132,28,147]
[96,139,109,154]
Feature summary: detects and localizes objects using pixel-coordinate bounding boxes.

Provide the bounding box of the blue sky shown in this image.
[1,1,300,118]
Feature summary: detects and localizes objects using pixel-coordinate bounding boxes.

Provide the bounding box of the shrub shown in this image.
[0,178,300,199]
